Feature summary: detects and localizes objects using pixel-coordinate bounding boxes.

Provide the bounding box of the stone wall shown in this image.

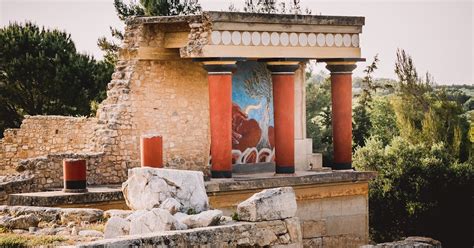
[0,22,211,184]
[17,152,106,189]
[0,17,310,186]
[0,116,96,175]
[206,172,375,248]
[79,218,302,247]
[0,176,34,205]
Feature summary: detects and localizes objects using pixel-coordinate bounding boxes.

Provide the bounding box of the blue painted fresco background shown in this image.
[232,61,274,126]
[231,61,276,164]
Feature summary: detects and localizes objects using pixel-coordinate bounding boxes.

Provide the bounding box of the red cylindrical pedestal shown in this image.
[140,135,163,168]
[272,74,295,174]
[331,73,353,169]
[63,159,87,193]
[208,74,233,178]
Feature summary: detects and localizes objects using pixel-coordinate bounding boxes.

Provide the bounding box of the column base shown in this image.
[275,166,295,174]
[211,171,232,178]
[63,180,87,193]
[332,162,352,170]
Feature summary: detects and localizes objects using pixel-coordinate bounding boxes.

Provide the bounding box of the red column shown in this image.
[63,159,87,193]
[140,135,163,168]
[202,61,237,178]
[326,62,358,170]
[267,61,300,174]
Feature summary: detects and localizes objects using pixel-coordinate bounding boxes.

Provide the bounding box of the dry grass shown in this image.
[0,234,68,247]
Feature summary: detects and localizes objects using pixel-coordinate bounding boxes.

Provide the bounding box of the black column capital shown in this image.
[319,58,365,74]
[194,58,244,74]
[261,59,305,75]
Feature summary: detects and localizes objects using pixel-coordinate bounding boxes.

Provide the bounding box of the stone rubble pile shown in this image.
[104,168,222,239]
[1,167,305,247]
[0,205,106,240]
[84,172,303,247]
[361,236,442,248]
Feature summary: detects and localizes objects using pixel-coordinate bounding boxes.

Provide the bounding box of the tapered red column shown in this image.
[267,61,300,174]
[326,62,358,170]
[203,61,237,178]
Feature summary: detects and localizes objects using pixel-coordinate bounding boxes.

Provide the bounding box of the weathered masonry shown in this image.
[120,11,365,178]
[0,11,374,247]
[1,11,365,181]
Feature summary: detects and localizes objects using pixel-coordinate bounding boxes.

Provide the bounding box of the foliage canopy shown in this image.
[0,22,113,136]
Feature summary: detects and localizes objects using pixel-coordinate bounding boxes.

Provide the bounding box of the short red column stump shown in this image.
[63,159,87,193]
[140,135,163,168]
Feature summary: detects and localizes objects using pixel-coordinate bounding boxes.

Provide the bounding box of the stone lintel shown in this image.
[129,11,365,26]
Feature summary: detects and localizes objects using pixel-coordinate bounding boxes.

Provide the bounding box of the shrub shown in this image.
[354,137,473,247]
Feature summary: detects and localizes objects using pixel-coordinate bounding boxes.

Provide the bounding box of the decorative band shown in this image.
[210,31,360,48]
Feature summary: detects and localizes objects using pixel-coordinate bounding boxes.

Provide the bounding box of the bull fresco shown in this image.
[232,61,275,165]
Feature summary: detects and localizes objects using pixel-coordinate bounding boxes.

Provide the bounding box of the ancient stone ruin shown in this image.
[0,11,390,247]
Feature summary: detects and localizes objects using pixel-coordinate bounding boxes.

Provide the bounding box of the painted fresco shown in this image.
[232,61,275,164]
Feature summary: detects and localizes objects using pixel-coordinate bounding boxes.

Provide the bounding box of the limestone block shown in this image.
[0,214,39,230]
[303,238,323,248]
[79,229,104,237]
[237,187,297,221]
[122,168,208,212]
[325,214,367,236]
[60,208,104,224]
[104,216,130,239]
[129,208,177,235]
[159,198,182,214]
[302,220,327,238]
[180,209,222,228]
[285,217,302,243]
[104,209,133,219]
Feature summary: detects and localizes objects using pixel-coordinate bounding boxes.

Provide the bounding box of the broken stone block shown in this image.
[0,214,39,230]
[79,229,104,237]
[60,208,104,224]
[180,209,223,228]
[122,168,208,213]
[104,216,130,239]
[237,187,297,222]
[285,217,302,243]
[104,209,133,219]
[159,198,182,214]
[129,208,177,235]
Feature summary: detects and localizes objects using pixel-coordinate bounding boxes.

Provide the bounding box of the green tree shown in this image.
[306,77,333,166]
[369,96,399,146]
[233,0,311,14]
[392,49,470,160]
[98,0,201,65]
[353,55,379,148]
[0,22,113,136]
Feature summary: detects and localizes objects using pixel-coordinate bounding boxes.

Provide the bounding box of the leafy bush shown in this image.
[354,137,473,247]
